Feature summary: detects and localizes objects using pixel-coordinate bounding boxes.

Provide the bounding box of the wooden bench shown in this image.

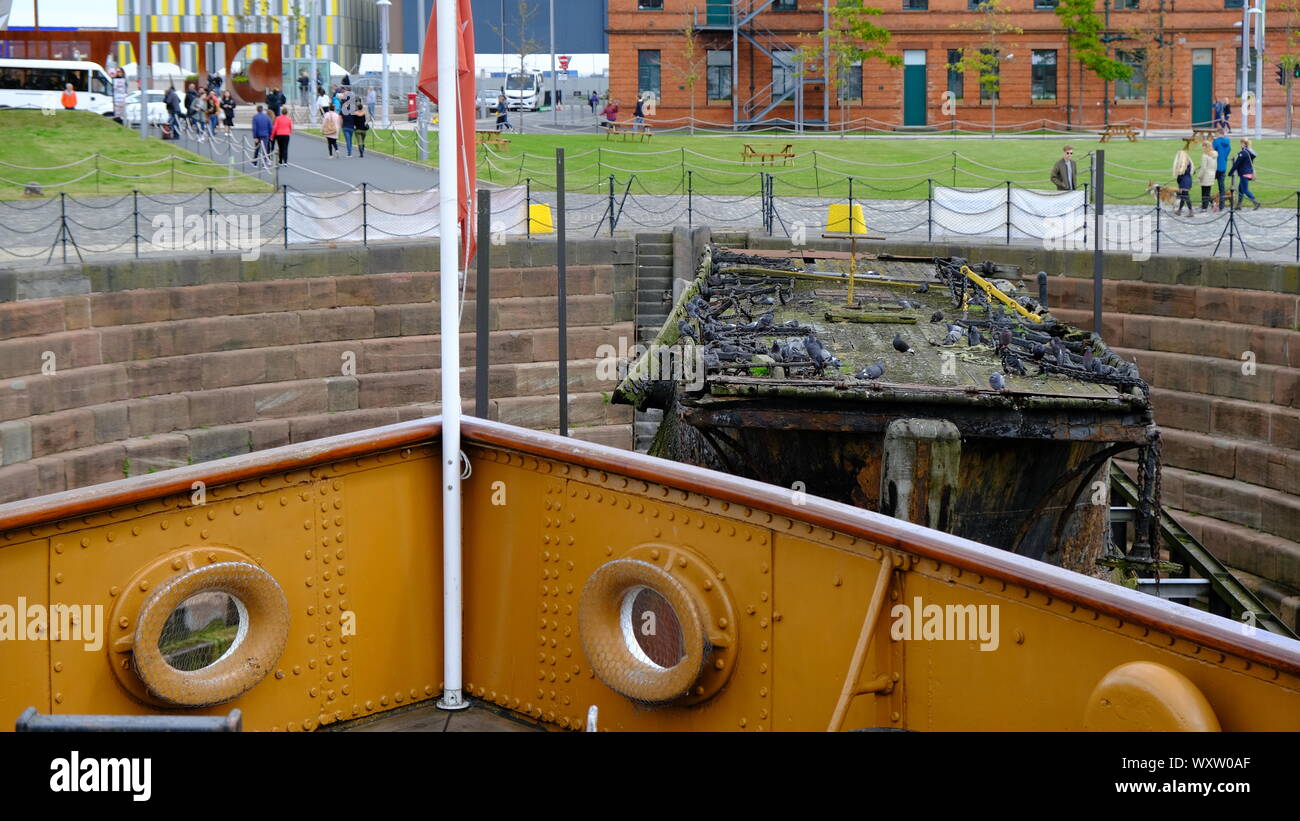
[1098,124,1139,143]
[605,121,653,142]
[1182,129,1218,151]
[742,143,797,166]
[475,130,510,149]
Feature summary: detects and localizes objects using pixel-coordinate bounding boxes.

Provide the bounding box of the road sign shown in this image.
[558,55,571,71]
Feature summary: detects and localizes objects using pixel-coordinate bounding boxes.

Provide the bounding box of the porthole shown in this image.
[129,562,289,707]
[579,546,738,706]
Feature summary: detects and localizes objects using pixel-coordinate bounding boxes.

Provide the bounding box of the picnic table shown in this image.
[742,143,797,166]
[1098,124,1139,143]
[605,121,653,141]
[476,130,510,149]
[1182,128,1218,151]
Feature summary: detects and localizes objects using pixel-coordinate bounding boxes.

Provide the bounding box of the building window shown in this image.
[1236,46,1258,95]
[839,62,863,101]
[1034,0,1058,7]
[638,50,661,97]
[968,0,988,9]
[773,0,797,8]
[1031,49,1057,100]
[979,49,999,102]
[947,49,964,99]
[707,50,732,101]
[1114,0,1139,8]
[1225,0,1244,7]
[772,49,797,99]
[1114,50,1145,99]
[904,0,928,9]
[637,0,663,8]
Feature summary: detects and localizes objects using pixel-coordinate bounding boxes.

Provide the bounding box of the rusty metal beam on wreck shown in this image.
[681,400,1152,443]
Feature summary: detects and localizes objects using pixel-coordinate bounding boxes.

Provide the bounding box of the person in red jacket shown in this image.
[271,110,293,165]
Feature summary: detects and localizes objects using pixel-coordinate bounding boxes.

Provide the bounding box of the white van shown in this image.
[0,58,114,115]
[504,71,544,111]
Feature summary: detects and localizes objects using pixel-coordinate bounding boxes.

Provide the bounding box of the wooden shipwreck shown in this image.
[615,245,1162,578]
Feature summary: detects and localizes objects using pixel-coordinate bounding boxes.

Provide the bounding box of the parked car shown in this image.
[124,90,168,125]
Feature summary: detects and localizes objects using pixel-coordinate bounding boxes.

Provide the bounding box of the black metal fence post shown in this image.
[59,192,68,265]
[1295,191,1299,263]
[362,182,368,246]
[132,190,140,258]
[1154,186,1162,255]
[1092,150,1105,335]
[476,189,491,418]
[282,184,289,249]
[557,148,569,437]
[607,174,615,238]
[207,187,215,254]
[927,178,933,243]
[848,176,855,223]
[1083,182,1089,248]
[525,178,532,240]
[1005,180,1012,245]
[688,169,693,230]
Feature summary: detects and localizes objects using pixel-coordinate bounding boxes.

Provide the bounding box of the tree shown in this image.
[949,0,1022,138]
[488,1,543,78]
[665,26,706,134]
[1055,0,1133,126]
[1124,9,1182,136]
[796,0,900,137]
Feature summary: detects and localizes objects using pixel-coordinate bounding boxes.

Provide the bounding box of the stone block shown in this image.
[326,376,359,412]
[123,434,191,476]
[63,442,127,489]
[127,394,190,437]
[0,420,32,465]
[187,427,251,462]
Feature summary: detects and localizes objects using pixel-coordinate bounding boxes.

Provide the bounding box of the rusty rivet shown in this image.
[54,693,63,704]
[138,580,149,592]
[833,575,843,587]
[53,662,63,673]
[106,533,115,543]
[891,712,901,722]
[118,617,129,629]
[80,537,90,548]
[109,586,120,597]
[1015,630,1025,645]
[715,659,725,670]
[53,573,63,584]
[303,520,312,530]
[650,549,660,560]
[773,613,783,621]
[718,617,728,628]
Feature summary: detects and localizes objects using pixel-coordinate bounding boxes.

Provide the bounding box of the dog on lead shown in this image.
[1144,182,1179,207]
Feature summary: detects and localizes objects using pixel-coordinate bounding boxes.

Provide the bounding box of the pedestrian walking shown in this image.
[250,104,274,167]
[1211,98,1225,130]
[321,105,342,158]
[353,106,369,157]
[1171,149,1194,216]
[589,91,598,115]
[634,95,645,130]
[206,89,220,136]
[1049,145,1077,191]
[164,84,181,135]
[495,94,512,131]
[298,70,310,105]
[1196,140,1218,212]
[366,86,376,120]
[267,87,283,117]
[1229,137,1260,210]
[317,87,331,119]
[339,87,357,156]
[220,90,236,134]
[272,108,293,165]
[1212,128,1231,209]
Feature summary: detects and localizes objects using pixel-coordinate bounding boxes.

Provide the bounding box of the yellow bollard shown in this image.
[529,203,555,234]
[826,203,867,235]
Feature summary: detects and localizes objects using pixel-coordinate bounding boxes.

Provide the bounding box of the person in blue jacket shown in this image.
[1228,137,1260,210]
[1211,128,1231,209]
[250,104,274,168]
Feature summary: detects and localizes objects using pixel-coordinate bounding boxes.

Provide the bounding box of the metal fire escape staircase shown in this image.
[694,0,827,130]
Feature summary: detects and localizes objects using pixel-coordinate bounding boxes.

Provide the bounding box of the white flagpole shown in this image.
[435,0,468,712]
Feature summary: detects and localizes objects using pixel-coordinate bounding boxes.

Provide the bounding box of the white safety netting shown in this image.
[286,185,528,245]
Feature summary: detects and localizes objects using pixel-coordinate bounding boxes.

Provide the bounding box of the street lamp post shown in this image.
[418,0,429,161]
[1254,0,1265,141]
[309,0,319,124]
[378,0,392,128]
[550,0,557,126]
[137,0,149,139]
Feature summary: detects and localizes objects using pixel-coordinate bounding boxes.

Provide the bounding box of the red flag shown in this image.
[418,0,477,268]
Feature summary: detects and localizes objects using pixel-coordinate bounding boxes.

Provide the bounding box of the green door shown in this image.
[706,1,732,25]
[1191,49,1213,127]
[904,50,927,127]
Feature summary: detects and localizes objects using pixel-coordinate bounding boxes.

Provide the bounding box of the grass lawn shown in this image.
[352,128,1300,205]
[0,110,274,199]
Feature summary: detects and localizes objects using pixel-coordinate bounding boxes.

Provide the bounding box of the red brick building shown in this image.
[608,0,1297,130]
